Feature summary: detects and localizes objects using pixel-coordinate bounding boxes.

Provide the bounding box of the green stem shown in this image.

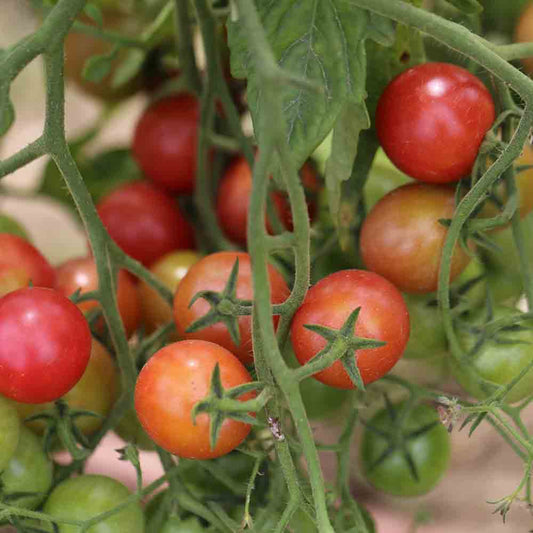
[0,137,45,178]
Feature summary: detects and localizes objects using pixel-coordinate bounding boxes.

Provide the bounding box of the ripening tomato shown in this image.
[1,427,53,510]
[0,233,55,289]
[216,156,319,246]
[44,474,145,533]
[139,250,201,335]
[97,181,195,266]
[0,395,20,472]
[135,340,254,459]
[0,287,92,403]
[13,339,118,436]
[173,252,290,364]
[0,265,31,298]
[360,183,472,293]
[291,270,410,389]
[132,95,200,194]
[55,256,141,337]
[376,62,495,184]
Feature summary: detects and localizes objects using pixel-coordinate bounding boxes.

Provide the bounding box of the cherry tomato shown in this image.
[139,250,201,335]
[1,427,53,510]
[134,340,254,459]
[451,306,533,403]
[0,265,31,298]
[173,252,289,364]
[0,395,20,472]
[290,270,410,389]
[132,95,200,194]
[114,408,155,450]
[44,474,145,533]
[360,403,451,497]
[97,181,195,266]
[299,376,350,420]
[13,339,118,436]
[55,256,141,337]
[0,287,92,403]
[376,62,495,184]
[216,156,319,246]
[360,183,471,293]
[0,233,55,288]
[0,213,30,241]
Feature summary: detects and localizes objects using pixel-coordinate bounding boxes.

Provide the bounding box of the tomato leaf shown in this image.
[227,1,393,168]
[82,45,120,83]
[112,49,146,89]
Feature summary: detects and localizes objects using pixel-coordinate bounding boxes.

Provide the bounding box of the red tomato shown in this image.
[216,156,319,246]
[173,252,289,364]
[96,181,195,266]
[0,287,91,403]
[360,183,471,293]
[0,234,55,289]
[55,256,140,337]
[290,270,410,389]
[376,62,495,184]
[132,95,199,194]
[134,340,254,459]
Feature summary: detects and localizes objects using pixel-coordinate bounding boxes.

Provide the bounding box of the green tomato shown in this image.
[44,474,145,533]
[160,516,204,533]
[0,214,30,241]
[299,377,350,420]
[1,427,53,510]
[0,395,20,472]
[115,408,155,451]
[451,306,533,403]
[360,403,451,497]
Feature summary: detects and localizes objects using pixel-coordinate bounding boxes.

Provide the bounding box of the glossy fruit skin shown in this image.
[0,287,92,403]
[291,270,410,389]
[55,256,141,337]
[451,307,533,403]
[361,403,451,497]
[139,250,201,335]
[13,339,118,436]
[0,214,30,241]
[360,183,471,293]
[134,340,254,459]
[133,95,200,194]
[1,427,53,510]
[0,395,20,471]
[174,252,289,364]
[0,233,55,288]
[216,156,319,246]
[377,62,495,184]
[97,181,194,266]
[44,474,145,533]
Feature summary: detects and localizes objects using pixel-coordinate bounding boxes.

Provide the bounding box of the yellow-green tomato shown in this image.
[44,475,145,533]
[13,339,118,436]
[139,250,201,335]
[451,306,533,403]
[1,427,53,510]
[0,395,20,471]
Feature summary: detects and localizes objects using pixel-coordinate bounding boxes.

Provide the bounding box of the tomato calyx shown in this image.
[362,397,440,483]
[25,399,97,460]
[191,363,264,451]
[296,308,386,391]
[185,259,253,346]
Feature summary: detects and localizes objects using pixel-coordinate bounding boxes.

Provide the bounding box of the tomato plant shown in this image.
[0,395,20,472]
[0,427,53,510]
[291,270,410,389]
[44,474,145,532]
[55,256,141,337]
[97,181,195,266]
[173,252,289,364]
[133,95,200,195]
[514,2,533,75]
[376,62,495,184]
[0,287,92,403]
[360,183,472,293]
[138,250,201,335]
[0,213,30,241]
[360,402,451,497]
[135,340,254,459]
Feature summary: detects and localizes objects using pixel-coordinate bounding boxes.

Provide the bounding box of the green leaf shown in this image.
[112,49,146,89]
[228,1,388,168]
[446,0,483,15]
[83,3,104,27]
[325,101,370,225]
[82,45,120,83]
